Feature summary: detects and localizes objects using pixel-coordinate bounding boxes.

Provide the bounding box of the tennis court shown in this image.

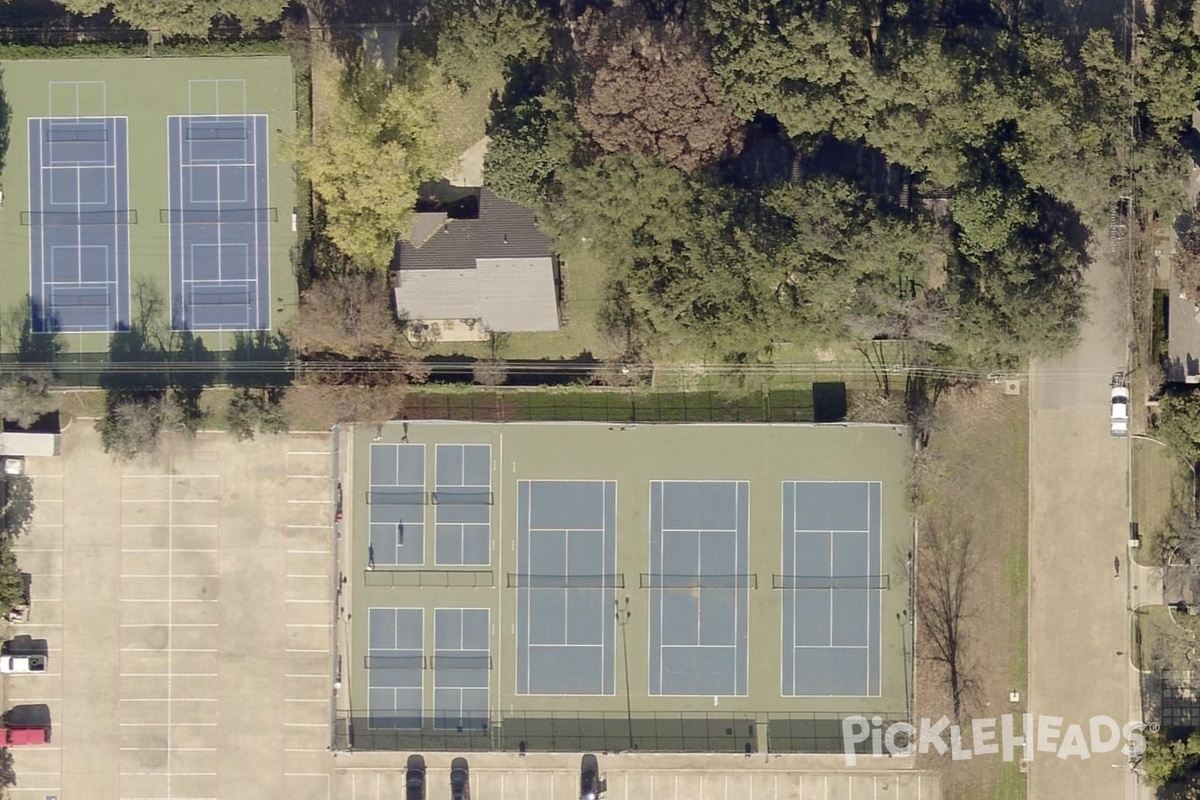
[514,480,618,696]
[27,116,130,332]
[0,58,296,353]
[780,481,883,697]
[432,608,490,730]
[433,445,493,566]
[346,423,912,754]
[368,608,424,730]
[648,480,750,697]
[368,444,427,566]
[167,114,271,331]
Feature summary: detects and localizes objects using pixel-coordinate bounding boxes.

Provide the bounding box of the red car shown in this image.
[0,725,47,746]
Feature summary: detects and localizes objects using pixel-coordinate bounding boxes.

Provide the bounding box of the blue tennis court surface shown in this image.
[433,608,490,730]
[368,608,424,729]
[648,481,749,696]
[434,445,492,566]
[27,116,130,332]
[368,444,426,566]
[167,114,270,331]
[781,481,882,696]
[516,480,617,696]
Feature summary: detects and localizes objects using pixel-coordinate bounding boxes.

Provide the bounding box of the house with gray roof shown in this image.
[391,188,560,341]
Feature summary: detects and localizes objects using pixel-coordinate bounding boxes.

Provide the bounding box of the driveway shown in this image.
[1028,247,1140,800]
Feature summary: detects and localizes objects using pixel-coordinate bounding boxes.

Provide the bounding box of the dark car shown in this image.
[406,754,426,800]
[580,753,602,800]
[450,757,470,800]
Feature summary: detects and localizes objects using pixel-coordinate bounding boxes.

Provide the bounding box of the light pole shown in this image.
[615,596,634,751]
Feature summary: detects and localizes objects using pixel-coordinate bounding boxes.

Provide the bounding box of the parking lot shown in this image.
[6,425,337,800]
[329,753,942,800]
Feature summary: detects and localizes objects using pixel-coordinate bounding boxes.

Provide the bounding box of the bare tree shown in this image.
[472,359,509,386]
[573,6,744,172]
[916,517,979,723]
[285,271,403,358]
[0,372,58,429]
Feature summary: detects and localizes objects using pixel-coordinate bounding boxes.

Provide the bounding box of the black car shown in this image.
[406,754,426,800]
[450,757,470,800]
[580,753,602,800]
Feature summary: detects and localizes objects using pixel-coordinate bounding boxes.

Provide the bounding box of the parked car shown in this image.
[580,753,603,800]
[1110,384,1130,438]
[0,725,47,746]
[406,754,426,800]
[450,757,470,800]
[0,655,46,674]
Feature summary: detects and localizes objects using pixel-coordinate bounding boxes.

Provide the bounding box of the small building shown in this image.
[392,189,559,342]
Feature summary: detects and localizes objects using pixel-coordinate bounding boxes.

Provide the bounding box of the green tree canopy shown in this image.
[291,64,456,270]
[55,0,287,37]
[484,91,580,207]
[434,0,551,91]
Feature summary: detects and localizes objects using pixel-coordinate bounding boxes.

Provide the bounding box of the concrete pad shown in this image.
[288,452,332,477]
[121,549,170,575]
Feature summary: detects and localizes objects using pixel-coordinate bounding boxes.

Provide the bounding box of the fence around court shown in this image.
[338,710,910,754]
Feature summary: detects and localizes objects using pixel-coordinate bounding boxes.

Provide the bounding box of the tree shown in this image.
[0,539,24,611]
[574,6,744,171]
[701,0,886,140]
[226,388,288,441]
[97,396,165,461]
[484,91,580,207]
[291,63,456,270]
[435,0,551,91]
[285,271,403,358]
[1143,731,1200,788]
[1139,15,1200,135]
[1157,389,1200,466]
[53,0,287,37]
[471,359,508,386]
[0,372,58,429]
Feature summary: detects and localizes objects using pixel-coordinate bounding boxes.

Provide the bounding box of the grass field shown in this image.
[914,387,1028,800]
[0,56,297,355]
[1131,437,1194,566]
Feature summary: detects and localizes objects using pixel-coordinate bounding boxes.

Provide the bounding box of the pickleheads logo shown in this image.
[841,714,1157,766]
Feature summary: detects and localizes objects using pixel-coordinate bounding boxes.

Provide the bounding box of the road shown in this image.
[1028,247,1142,800]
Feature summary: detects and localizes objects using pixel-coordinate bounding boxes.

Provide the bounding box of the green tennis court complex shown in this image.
[0,56,296,353]
[343,422,914,754]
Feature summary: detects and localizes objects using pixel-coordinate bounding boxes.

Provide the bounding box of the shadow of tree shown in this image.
[1,475,34,538]
[2,296,63,365]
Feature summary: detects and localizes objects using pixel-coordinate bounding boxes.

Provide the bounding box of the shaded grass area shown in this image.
[914,388,1028,800]
[1131,437,1194,566]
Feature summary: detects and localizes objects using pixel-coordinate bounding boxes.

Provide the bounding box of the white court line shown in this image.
[122,549,216,553]
[122,673,217,677]
[123,473,220,480]
[12,548,63,553]
[120,697,217,702]
[120,747,216,751]
[120,598,216,603]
